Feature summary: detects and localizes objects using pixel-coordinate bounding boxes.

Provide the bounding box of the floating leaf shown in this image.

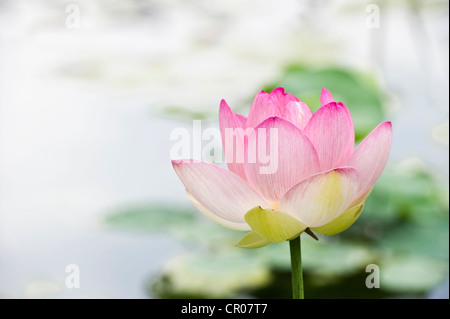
[104,204,197,232]
[380,255,448,293]
[150,251,271,299]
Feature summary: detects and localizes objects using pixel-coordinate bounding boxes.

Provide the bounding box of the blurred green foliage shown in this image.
[104,161,449,298]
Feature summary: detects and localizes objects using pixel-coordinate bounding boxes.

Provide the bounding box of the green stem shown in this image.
[289,235,304,299]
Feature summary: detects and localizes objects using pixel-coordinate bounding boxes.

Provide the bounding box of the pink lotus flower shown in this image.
[172,88,392,248]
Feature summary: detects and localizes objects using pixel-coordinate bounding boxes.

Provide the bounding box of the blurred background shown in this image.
[0,0,448,298]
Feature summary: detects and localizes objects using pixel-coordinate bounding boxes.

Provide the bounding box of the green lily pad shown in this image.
[150,251,271,299]
[104,203,197,232]
[301,238,377,278]
[380,255,448,293]
[379,223,449,260]
[103,202,243,246]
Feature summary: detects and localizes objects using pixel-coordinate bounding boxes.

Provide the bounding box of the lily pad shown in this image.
[104,203,243,246]
[150,251,271,299]
[104,204,197,232]
[301,238,376,278]
[380,255,448,293]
